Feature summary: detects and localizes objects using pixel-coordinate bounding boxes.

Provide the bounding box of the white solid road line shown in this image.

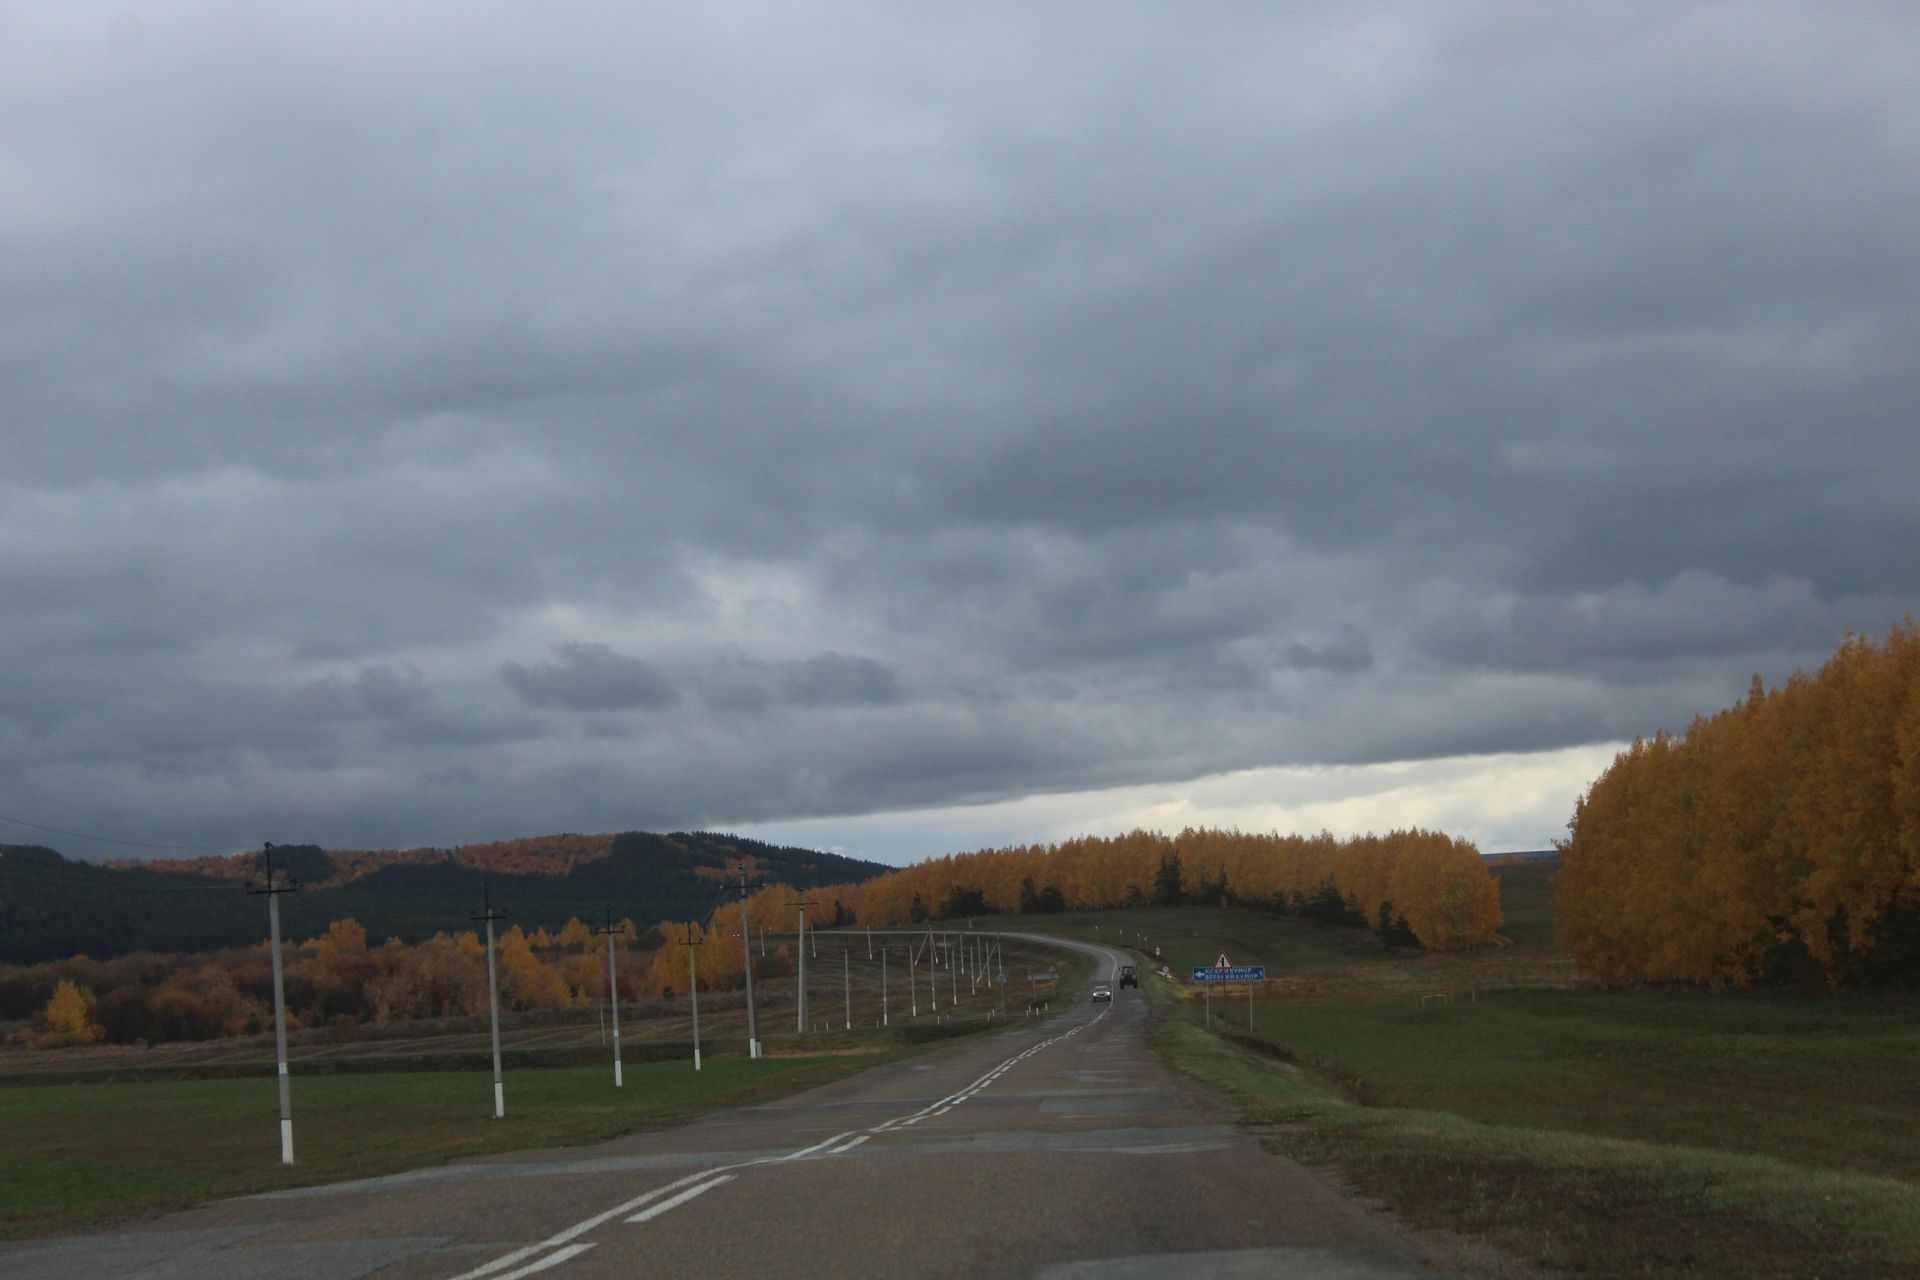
[444,1166,738,1280]
[777,1130,859,1161]
[626,1174,737,1223]
[486,1243,595,1280]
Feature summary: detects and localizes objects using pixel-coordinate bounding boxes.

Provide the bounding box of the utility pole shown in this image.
[681,926,705,1071]
[470,880,506,1119]
[787,898,815,1033]
[843,947,851,1030]
[595,909,628,1087]
[735,868,765,1059]
[247,843,298,1165]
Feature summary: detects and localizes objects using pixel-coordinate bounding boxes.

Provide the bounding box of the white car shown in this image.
[1091,984,1112,1002]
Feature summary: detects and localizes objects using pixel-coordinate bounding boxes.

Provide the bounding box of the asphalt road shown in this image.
[5,936,1448,1279]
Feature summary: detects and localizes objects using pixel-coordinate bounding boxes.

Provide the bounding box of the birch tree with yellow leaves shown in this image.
[1559,621,1920,988]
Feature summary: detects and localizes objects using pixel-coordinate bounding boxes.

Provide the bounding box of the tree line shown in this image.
[5,824,1510,1047]
[3,908,814,1049]
[1558,621,1920,988]
[773,827,1499,951]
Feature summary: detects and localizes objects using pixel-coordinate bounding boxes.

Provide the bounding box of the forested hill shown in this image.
[0,833,887,965]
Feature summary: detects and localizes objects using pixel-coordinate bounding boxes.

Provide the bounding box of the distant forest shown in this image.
[0,832,887,966]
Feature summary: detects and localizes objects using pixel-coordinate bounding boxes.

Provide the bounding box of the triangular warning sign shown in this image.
[1216,952,1231,968]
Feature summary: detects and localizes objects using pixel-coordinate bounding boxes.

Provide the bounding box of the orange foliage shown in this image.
[646,884,812,994]
[448,833,618,877]
[116,833,622,886]
[845,827,1500,951]
[41,979,106,1045]
[1559,622,1920,988]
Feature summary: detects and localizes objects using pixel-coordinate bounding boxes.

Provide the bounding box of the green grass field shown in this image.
[1010,864,1920,1278]
[1266,986,1920,1184]
[1149,997,1920,1280]
[0,1053,876,1239]
[0,933,1089,1240]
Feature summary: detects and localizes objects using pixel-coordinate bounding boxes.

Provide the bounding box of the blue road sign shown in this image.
[1193,966,1265,982]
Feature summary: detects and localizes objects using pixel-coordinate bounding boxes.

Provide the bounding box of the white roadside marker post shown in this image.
[248,844,298,1165]
[788,898,816,1034]
[595,908,628,1087]
[472,879,507,1118]
[737,869,765,1060]
[682,926,704,1071]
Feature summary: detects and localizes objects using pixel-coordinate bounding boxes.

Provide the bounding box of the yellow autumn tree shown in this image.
[847,826,1500,951]
[41,979,106,1046]
[1559,620,1920,988]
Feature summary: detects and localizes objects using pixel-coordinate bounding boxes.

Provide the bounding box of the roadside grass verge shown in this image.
[1064,879,1920,1280]
[0,1021,1003,1241]
[1259,986,1920,1183]
[1149,988,1920,1278]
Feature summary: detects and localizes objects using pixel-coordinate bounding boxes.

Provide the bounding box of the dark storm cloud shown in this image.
[776,653,902,708]
[502,643,680,712]
[3,2,1917,854]
[1281,630,1375,677]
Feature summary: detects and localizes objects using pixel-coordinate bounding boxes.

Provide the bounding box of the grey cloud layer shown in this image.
[3,3,1917,854]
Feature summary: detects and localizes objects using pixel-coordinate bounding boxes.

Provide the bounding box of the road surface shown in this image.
[4,936,1450,1279]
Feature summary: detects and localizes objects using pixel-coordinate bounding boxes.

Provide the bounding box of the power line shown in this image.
[0,811,248,852]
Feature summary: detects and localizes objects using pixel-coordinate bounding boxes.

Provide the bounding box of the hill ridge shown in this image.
[0,832,887,965]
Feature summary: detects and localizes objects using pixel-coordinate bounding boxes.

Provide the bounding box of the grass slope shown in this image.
[0,831,890,963]
[1002,865,1920,1277]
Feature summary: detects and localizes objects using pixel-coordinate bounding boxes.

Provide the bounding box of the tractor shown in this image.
[1118,964,1139,989]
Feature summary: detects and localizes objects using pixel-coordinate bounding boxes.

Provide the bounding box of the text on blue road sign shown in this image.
[1193,966,1265,982]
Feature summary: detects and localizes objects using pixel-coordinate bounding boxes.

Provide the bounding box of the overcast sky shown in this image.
[4,3,1916,865]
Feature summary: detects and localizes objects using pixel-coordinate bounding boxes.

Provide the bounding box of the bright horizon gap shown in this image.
[730,742,1626,868]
